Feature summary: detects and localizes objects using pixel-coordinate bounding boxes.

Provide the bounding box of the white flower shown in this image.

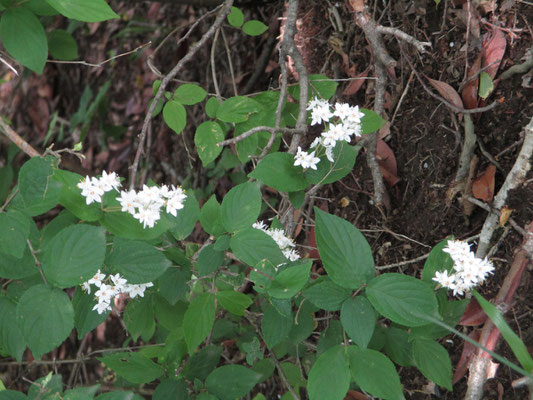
[95,283,115,303]
[328,123,349,142]
[293,147,320,170]
[346,105,364,125]
[283,248,301,262]
[433,270,455,288]
[126,284,147,298]
[110,274,127,292]
[310,103,333,126]
[82,282,92,294]
[77,176,93,192]
[117,190,139,215]
[100,171,121,191]
[307,96,329,111]
[333,103,351,120]
[92,301,111,314]
[134,207,160,229]
[325,146,334,162]
[252,220,267,230]
[166,193,186,217]
[310,137,322,148]
[88,269,106,287]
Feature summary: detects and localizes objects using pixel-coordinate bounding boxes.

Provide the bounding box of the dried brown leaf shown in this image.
[427,77,464,110]
[472,164,496,202]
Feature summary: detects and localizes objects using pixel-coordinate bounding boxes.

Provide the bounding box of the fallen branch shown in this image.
[0,118,41,158]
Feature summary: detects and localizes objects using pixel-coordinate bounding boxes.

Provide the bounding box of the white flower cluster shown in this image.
[116,184,187,229]
[293,97,365,170]
[77,171,121,205]
[252,221,300,263]
[433,240,494,296]
[82,270,154,314]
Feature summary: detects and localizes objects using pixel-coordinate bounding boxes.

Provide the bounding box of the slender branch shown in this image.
[0,118,40,158]
[217,126,305,147]
[129,0,234,189]
[376,26,431,52]
[500,46,533,80]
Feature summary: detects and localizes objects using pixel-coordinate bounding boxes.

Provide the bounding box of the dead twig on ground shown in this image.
[500,45,533,80]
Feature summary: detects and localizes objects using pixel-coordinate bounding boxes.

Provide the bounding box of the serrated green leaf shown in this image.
[261,304,292,349]
[0,296,26,361]
[302,276,352,311]
[206,365,261,400]
[107,237,171,284]
[0,210,30,259]
[183,345,222,381]
[227,6,244,28]
[341,296,376,349]
[153,378,188,400]
[242,20,268,36]
[307,345,350,400]
[314,208,375,289]
[366,273,439,327]
[268,261,311,299]
[157,265,190,305]
[249,152,308,192]
[348,346,405,400]
[174,83,207,105]
[221,182,261,232]
[124,295,155,342]
[48,29,78,60]
[216,290,252,316]
[412,338,452,390]
[230,228,287,267]
[196,244,224,276]
[0,248,36,279]
[163,100,187,134]
[183,293,216,352]
[42,224,106,288]
[45,0,119,22]
[18,157,62,216]
[195,121,224,166]
[0,8,47,73]
[288,74,338,102]
[98,352,164,384]
[100,210,168,240]
[16,284,74,359]
[216,96,261,123]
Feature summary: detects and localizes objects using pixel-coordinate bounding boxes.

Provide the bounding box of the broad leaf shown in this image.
[302,276,352,311]
[216,96,261,123]
[168,190,200,240]
[366,273,439,327]
[305,143,360,185]
[307,345,350,400]
[53,169,102,222]
[200,195,225,237]
[230,228,287,267]
[340,296,376,349]
[361,108,386,135]
[163,100,187,134]
[183,345,222,381]
[242,20,268,36]
[100,210,169,240]
[48,29,78,60]
[195,121,224,166]
[45,0,119,22]
[0,297,26,361]
[183,293,216,352]
[314,208,375,289]
[124,295,155,342]
[16,284,74,359]
[98,352,164,384]
[412,338,452,390]
[227,6,244,28]
[249,152,308,192]
[153,378,188,400]
[42,224,106,288]
[268,261,311,299]
[196,244,224,276]
[221,182,261,232]
[205,365,261,400]
[174,83,207,105]
[261,304,292,349]
[72,287,109,339]
[421,238,454,284]
[216,290,252,316]
[0,210,30,259]
[289,74,338,102]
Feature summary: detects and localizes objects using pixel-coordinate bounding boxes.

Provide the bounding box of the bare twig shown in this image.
[376,26,431,52]
[218,126,305,147]
[0,118,40,158]
[129,0,234,189]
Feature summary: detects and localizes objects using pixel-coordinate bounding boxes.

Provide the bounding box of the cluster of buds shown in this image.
[252,221,300,263]
[293,97,365,170]
[433,239,494,296]
[82,270,153,314]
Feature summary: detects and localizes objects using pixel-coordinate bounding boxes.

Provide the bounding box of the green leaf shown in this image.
[53,170,102,222]
[163,100,187,134]
[0,297,26,361]
[40,210,78,250]
[0,8,47,73]
[230,228,287,267]
[360,108,386,135]
[249,152,308,192]
[421,238,454,284]
[48,29,78,60]
[305,143,360,185]
[42,224,106,288]
[124,296,155,342]
[45,0,119,22]
[205,97,220,118]
[341,296,376,349]
[472,291,533,371]
[183,293,216,352]
[227,6,244,28]
[153,378,188,400]
[168,190,200,240]
[100,210,168,240]
[0,391,29,400]
[216,96,261,123]
[157,266,190,305]
[289,74,338,102]
[153,295,187,331]
[314,208,375,289]
[302,276,352,311]
[216,290,252,316]
[289,300,315,344]
[0,248,36,279]
[383,327,412,367]
[261,304,292,349]
[195,121,224,166]
[196,244,224,276]
[412,338,452,390]
[221,182,261,232]
[107,237,171,284]
[16,284,74,359]
[478,71,494,100]
[18,157,62,216]
[98,352,164,384]
[206,365,261,400]
[242,20,268,36]
[0,165,14,204]
[200,195,225,237]
[72,287,109,339]
[63,385,100,400]
[307,345,350,400]
[174,83,207,105]
[183,345,222,381]
[268,261,311,299]
[348,346,405,400]
[0,210,30,259]
[366,273,439,327]
[95,392,143,400]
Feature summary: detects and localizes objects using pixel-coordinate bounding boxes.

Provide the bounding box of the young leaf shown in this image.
[268,261,311,299]
[42,224,106,288]
[205,97,220,118]
[163,100,187,134]
[205,365,261,400]
[249,152,309,192]
[216,96,261,123]
[227,6,244,28]
[412,338,453,390]
[314,208,375,289]
[174,83,207,105]
[195,121,224,166]
[242,20,268,36]
[16,284,74,359]
[302,276,352,311]
[183,293,216,352]
[366,273,439,327]
[48,29,78,60]
[216,290,252,316]
[478,71,494,100]
[261,304,292,349]
[340,296,376,349]
[221,181,261,232]
[361,108,386,135]
[45,0,119,22]
[348,346,405,400]
[0,8,47,73]
[307,345,350,400]
[98,352,164,384]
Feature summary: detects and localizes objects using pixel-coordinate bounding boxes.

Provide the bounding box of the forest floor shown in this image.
[1,0,533,399]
